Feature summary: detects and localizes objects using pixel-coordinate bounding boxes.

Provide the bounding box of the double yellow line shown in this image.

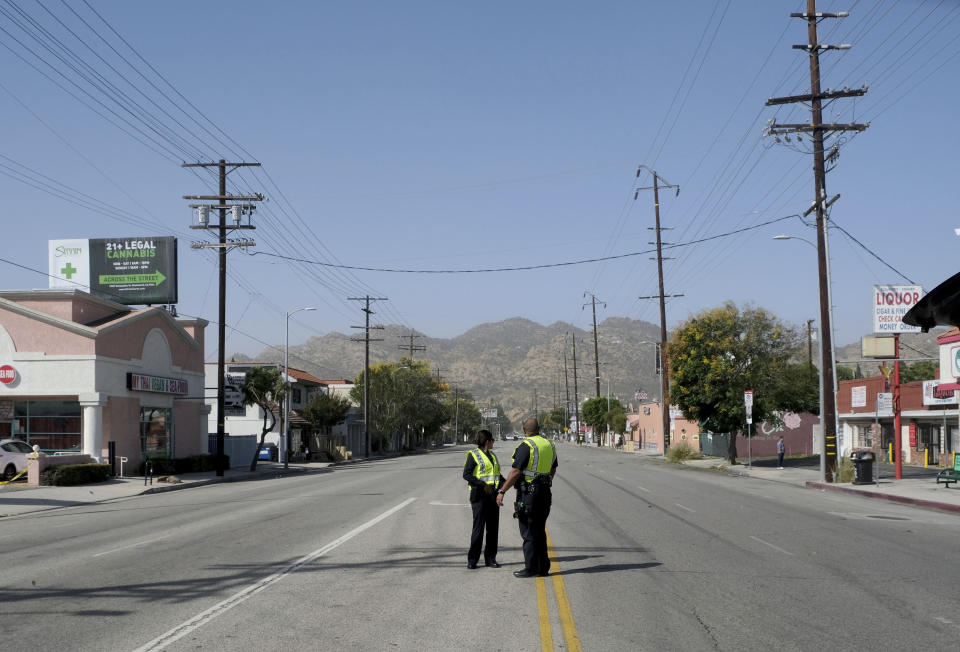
[536,529,582,652]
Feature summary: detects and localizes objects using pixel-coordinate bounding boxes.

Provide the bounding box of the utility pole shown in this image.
[807,319,815,381]
[765,0,868,481]
[563,340,571,438]
[398,332,426,358]
[572,335,581,444]
[635,165,682,451]
[583,292,606,397]
[349,296,387,459]
[434,367,446,383]
[184,159,262,477]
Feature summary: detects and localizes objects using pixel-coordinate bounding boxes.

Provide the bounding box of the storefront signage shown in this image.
[909,423,917,447]
[851,385,867,408]
[922,380,957,406]
[49,237,178,305]
[951,345,960,378]
[873,285,922,334]
[127,373,187,395]
[0,365,16,384]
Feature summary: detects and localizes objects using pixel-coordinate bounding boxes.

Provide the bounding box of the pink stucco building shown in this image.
[0,289,207,467]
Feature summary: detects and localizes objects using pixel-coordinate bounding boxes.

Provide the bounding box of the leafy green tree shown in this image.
[668,303,800,464]
[836,366,856,382]
[581,397,609,444]
[605,399,627,434]
[540,405,568,434]
[351,358,448,451]
[303,391,353,451]
[242,366,286,471]
[769,362,820,416]
[900,360,938,383]
[446,391,481,442]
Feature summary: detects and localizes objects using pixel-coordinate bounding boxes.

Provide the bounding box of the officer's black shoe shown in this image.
[467,561,478,569]
[513,569,535,578]
[485,560,501,568]
[537,571,549,577]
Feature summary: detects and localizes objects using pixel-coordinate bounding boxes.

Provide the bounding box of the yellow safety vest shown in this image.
[517,436,556,482]
[468,448,501,489]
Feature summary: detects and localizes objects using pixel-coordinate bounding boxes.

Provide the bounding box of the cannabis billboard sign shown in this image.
[49,237,178,305]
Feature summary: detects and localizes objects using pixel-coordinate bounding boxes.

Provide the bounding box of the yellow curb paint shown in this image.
[537,576,554,652]
[546,528,582,652]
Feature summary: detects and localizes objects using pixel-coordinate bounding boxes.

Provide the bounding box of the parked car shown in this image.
[0,439,34,481]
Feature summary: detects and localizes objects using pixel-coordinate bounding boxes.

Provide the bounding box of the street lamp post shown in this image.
[773,235,831,482]
[284,307,316,469]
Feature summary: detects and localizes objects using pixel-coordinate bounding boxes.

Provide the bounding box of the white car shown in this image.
[0,439,33,481]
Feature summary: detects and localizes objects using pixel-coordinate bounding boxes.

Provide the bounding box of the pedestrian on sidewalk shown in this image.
[777,436,785,469]
[463,429,505,569]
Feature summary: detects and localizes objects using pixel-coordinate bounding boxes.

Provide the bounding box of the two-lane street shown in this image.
[4,444,960,651]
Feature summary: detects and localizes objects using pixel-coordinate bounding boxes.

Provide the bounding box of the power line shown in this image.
[247,213,800,274]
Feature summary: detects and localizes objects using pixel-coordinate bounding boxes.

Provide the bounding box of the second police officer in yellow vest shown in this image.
[496,418,558,577]
[462,429,505,569]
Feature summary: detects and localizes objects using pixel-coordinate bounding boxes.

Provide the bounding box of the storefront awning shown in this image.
[903,271,960,331]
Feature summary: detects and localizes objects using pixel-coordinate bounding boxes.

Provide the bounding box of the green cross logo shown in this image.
[60,262,77,279]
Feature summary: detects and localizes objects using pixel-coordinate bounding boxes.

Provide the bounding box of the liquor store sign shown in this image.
[49,237,178,305]
[873,285,922,334]
[127,373,187,395]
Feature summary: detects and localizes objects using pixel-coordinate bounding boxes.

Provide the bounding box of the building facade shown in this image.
[0,290,207,466]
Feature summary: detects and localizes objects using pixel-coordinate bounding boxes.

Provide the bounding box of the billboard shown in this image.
[873,285,922,334]
[49,237,178,305]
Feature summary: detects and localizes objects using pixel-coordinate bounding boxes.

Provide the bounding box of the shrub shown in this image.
[836,456,854,483]
[666,442,702,463]
[41,463,111,486]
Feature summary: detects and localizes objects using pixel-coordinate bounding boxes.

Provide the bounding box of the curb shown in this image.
[805,481,960,516]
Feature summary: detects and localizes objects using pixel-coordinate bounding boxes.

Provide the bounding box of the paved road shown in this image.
[3,443,960,651]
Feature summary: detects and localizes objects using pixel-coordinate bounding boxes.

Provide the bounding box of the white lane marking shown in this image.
[615,476,624,481]
[674,503,695,513]
[749,535,795,556]
[429,501,468,506]
[636,485,651,493]
[94,536,169,558]
[130,497,417,652]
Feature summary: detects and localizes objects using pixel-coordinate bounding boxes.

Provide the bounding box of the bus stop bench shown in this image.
[936,455,960,488]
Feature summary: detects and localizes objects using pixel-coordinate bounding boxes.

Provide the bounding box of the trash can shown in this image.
[851,450,876,485]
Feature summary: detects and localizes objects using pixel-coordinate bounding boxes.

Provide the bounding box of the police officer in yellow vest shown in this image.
[496,417,558,577]
[462,429,505,569]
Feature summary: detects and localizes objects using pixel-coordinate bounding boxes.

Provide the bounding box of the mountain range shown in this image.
[238,317,948,428]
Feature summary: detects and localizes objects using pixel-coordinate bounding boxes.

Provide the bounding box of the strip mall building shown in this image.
[0,289,207,465]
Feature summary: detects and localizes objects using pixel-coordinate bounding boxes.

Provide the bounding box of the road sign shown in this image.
[744,390,753,424]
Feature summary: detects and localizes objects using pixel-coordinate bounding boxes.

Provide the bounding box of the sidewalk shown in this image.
[0,459,344,518]
[679,455,960,515]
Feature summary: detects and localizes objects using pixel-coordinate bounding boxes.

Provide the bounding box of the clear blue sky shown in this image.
[2,1,958,369]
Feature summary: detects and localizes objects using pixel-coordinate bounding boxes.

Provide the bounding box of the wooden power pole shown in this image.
[765,0,868,481]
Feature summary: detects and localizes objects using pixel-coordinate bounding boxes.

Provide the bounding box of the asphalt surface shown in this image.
[2,445,960,651]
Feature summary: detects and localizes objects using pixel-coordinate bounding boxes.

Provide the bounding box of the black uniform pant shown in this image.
[468,494,500,563]
[517,486,552,575]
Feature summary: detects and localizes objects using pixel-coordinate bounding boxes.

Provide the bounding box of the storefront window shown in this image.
[140,407,173,457]
[12,401,81,451]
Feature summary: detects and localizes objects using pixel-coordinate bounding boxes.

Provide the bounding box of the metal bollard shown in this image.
[144,461,153,486]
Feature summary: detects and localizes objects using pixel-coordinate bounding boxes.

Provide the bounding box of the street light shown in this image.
[773,234,832,482]
[284,307,316,469]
